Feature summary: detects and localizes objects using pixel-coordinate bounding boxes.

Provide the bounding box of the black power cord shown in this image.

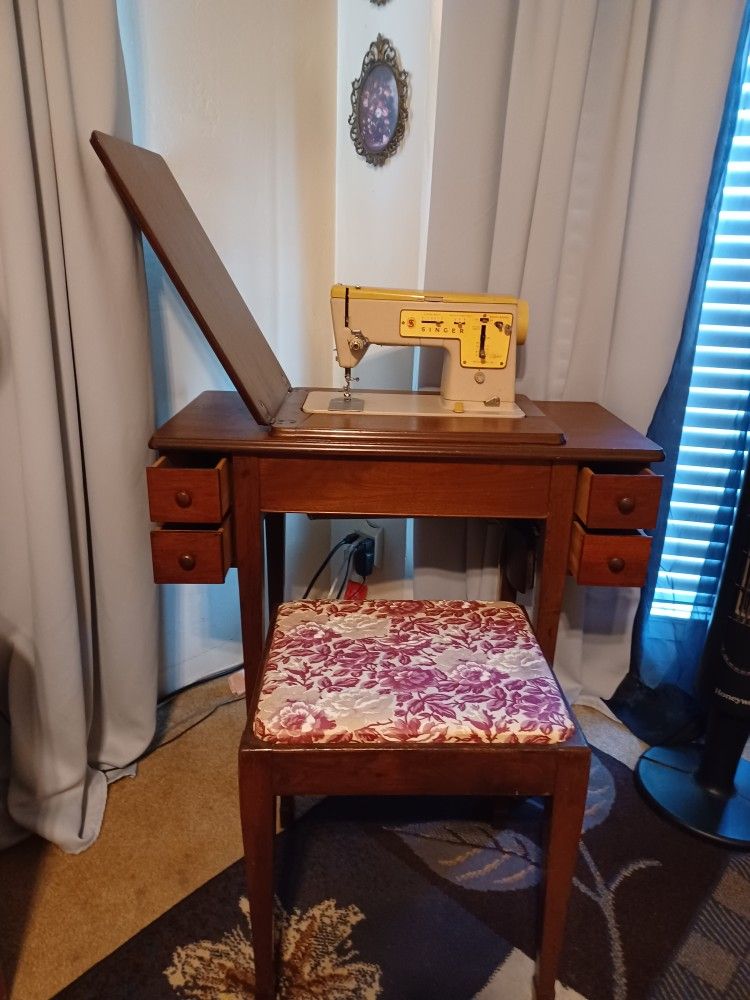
[304,532,377,601]
[303,532,360,598]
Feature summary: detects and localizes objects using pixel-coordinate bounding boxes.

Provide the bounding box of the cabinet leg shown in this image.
[233,456,265,695]
[265,513,286,620]
[533,464,577,663]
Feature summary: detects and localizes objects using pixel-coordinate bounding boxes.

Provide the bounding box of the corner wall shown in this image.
[333,0,443,597]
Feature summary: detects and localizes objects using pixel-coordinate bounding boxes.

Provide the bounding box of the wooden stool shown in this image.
[239,600,590,999]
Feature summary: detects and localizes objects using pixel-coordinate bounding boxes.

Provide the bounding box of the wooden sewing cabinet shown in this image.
[147,389,663,685]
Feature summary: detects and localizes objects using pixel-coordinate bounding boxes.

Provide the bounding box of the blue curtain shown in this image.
[610,3,750,743]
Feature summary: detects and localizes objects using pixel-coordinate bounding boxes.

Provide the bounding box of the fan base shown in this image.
[636,744,750,849]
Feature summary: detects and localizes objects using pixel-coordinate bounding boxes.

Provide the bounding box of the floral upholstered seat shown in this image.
[253,600,575,746]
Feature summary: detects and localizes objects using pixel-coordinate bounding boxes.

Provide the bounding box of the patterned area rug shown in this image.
[57,749,749,1000]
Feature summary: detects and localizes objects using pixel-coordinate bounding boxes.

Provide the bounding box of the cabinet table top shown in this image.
[149,390,664,465]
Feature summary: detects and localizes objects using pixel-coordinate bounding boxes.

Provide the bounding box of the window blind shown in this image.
[651,74,750,621]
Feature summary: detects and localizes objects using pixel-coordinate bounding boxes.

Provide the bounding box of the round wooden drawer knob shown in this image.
[608,556,625,574]
[617,496,636,515]
[178,553,196,571]
[175,490,193,509]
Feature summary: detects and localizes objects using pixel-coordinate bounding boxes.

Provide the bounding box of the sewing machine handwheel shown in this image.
[608,556,625,574]
[617,496,636,515]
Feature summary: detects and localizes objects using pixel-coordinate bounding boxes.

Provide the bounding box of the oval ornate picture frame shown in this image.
[349,34,408,167]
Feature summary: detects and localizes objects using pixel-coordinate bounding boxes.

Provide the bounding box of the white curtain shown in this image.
[415,0,744,703]
[0,0,157,852]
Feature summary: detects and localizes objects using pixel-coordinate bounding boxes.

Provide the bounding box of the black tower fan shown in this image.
[636,461,750,847]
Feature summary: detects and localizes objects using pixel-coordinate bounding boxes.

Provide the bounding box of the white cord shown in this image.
[326,534,362,598]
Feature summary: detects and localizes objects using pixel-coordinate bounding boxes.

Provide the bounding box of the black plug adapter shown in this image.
[353,536,375,578]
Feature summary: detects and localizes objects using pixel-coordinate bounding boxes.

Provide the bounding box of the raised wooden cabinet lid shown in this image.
[90,131,291,426]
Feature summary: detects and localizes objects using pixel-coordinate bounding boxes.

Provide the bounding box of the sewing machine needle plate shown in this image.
[303,390,525,419]
[328,396,365,411]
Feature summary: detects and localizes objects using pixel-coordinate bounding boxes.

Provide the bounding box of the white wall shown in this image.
[116,0,443,689]
[333,0,443,597]
[118,0,337,692]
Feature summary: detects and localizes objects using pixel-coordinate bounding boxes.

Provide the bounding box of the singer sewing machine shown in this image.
[303,285,528,419]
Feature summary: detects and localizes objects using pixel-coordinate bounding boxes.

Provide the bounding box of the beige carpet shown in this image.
[0,687,643,1000]
[0,675,246,1000]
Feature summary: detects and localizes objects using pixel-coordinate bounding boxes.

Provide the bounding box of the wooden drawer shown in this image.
[568,521,652,587]
[147,455,230,524]
[574,466,661,530]
[150,519,233,584]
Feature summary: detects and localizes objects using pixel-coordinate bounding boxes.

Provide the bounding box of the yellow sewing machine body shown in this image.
[303,284,529,418]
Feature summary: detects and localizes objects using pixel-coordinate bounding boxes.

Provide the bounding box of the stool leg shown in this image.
[239,751,276,999]
[534,753,590,1000]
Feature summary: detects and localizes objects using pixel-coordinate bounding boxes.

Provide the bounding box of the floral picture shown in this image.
[349,35,408,166]
[358,64,399,152]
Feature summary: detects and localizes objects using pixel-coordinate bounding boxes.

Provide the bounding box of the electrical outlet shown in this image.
[355,520,384,568]
[334,519,384,568]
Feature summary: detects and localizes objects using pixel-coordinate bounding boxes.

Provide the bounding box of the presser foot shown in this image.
[329,368,364,410]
